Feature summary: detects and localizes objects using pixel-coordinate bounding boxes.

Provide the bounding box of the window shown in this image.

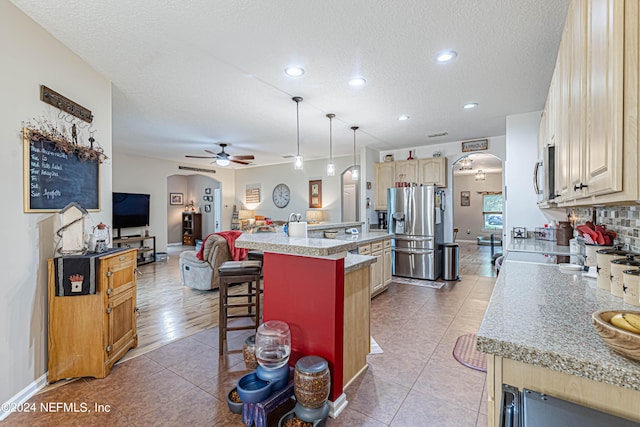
[482,193,503,230]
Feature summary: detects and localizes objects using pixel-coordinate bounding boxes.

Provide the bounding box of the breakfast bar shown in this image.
[235,232,375,417]
[477,255,640,425]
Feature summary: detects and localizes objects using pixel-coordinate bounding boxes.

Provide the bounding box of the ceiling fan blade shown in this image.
[230,155,255,160]
[230,159,251,165]
[204,149,219,156]
[186,155,216,159]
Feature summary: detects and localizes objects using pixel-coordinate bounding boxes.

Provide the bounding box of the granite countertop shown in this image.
[235,232,356,257]
[344,253,376,273]
[334,230,392,245]
[477,259,640,391]
[308,222,363,231]
[508,237,573,255]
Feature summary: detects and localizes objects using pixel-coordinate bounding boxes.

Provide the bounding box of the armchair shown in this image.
[179,234,232,290]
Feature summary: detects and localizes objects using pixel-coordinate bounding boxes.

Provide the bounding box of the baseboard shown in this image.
[167,242,182,247]
[0,373,48,421]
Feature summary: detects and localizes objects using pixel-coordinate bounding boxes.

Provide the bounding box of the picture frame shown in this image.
[309,179,322,208]
[205,187,211,195]
[170,193,184,205]
[204,204,211,213]
[462,139,488,152]
[461,191,470,206]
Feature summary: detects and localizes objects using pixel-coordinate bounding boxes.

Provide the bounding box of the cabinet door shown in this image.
[371,249,384,296]
[384,245,392,286]
[105,287,137,365]
[554,20,572,201]
[374,162,395,211]
[395,160,418,185]
[102,251,136,298]
[583,0,624,196]
[568,0,586,199]
[418,158,447,187]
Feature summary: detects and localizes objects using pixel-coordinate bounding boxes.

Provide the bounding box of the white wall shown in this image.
[504,111,565,248]
[234,155,354,223]
[0,2,113,409]
[380,136,507,242]
[167,175,187,243]
[112,153,235,250]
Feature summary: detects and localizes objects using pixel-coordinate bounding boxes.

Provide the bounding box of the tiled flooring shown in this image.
[5,242,497,426]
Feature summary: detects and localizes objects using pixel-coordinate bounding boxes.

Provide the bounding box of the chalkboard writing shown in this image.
[24,136,100,212]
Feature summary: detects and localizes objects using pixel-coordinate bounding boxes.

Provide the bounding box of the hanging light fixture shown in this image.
[326,113,336,176]
[292,96,303,170]
[351,126,359,181]
[475,169,486,181]
[459,157,473,170]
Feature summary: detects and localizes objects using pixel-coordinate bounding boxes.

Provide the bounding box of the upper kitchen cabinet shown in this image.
[546,0,637,206]
[394,160,418,185]
[418,157,448,187]
[374,162,395,211]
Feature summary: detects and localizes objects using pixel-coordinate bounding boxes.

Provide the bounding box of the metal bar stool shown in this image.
[218,260,262,355]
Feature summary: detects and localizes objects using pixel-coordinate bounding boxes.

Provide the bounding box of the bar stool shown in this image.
[218,260,262,355]
[247,251,264,277]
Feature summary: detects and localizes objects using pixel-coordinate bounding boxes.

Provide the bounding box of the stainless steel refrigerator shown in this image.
[388,186,445,280]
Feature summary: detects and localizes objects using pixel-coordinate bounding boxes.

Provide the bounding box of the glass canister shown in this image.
[294,355,330,409]
[255,320,291,369]
[243,334,258,370]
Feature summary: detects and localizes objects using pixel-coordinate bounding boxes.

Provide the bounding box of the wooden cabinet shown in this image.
[544,0,636,206]
[47,248,138,383]
[182,212,202,246]
[418,157,447,187]
[374,162,395,211]
[112,235,156,265]
[358,237,392,298]
[394,160,418,185]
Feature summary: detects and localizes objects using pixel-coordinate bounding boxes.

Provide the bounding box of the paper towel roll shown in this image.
[288,222,308,238]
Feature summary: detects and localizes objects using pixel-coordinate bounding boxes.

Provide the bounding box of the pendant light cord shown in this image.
[351,126,359,166]
[327,113,335,161]
[293,97,302,156]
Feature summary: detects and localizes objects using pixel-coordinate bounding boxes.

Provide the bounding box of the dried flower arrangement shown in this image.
[22,117,108,163]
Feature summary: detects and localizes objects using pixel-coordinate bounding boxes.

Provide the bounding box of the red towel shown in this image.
[196,230,248,261]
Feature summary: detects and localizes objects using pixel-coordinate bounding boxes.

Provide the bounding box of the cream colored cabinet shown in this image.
[418,157,447,187]
[374,162,395,211]
[394,160,418,185]
[383,239,392,287]
[358,238,392,298]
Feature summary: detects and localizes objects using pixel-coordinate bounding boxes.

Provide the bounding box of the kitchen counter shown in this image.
[235,232,356,257]
[507,237,573,255]
[477,258,640,424]
[344,253,376,273]
[308,221,364,231]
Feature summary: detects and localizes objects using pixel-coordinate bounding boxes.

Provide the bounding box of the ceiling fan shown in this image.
[185,143,255,166]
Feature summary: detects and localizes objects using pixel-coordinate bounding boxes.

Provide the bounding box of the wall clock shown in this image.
[272,183,290,208]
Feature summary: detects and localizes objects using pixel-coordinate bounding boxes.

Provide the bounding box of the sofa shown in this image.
[179,234,232,291]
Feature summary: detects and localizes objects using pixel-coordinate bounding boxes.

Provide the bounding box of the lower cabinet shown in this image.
[359,238,392,298]
[48,248,138,383]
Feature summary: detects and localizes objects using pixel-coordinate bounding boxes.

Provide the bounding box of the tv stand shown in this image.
[113,235,156,265]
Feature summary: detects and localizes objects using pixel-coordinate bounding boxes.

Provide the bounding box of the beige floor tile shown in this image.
[390,389,480,427]
[344,370,411,425]
[325,406,388,426]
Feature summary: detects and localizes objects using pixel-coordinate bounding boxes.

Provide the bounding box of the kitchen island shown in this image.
[477,254,640,425]
[235,232,375,417]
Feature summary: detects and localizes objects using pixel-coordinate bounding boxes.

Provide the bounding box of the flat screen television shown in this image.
[112,192,150,230]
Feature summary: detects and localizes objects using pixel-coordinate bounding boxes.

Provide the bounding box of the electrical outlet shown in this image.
[466,228,471,234]
[71,281,82,292]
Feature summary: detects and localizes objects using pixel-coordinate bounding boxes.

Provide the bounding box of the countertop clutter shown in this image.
[477,258,640,391]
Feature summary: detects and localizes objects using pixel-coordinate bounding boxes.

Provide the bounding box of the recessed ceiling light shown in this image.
[397,115,410,121]
[463,102,479,109]
[348,77,366,87]
[285,67,305,77]
[436,50,457,63]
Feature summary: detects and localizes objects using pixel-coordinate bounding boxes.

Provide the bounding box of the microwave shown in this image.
[534,145,555,204]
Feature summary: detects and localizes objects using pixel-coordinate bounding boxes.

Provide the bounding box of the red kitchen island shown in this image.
[235,232,375,417]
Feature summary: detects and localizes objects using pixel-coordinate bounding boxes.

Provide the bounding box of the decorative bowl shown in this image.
[236,372,272,403]
[324,230,338,239]
[592,310,640,362]
[227,387,243,414]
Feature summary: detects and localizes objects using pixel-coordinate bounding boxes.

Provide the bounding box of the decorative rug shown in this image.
[452,333,487,372]
[392,276,445,289]
[369,336,383,355]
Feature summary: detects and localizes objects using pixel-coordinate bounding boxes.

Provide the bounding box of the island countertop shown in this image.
[477,258,640,391]
[235,232,356,257]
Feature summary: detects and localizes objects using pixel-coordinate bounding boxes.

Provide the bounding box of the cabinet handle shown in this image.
[106,288,113,295]
[119,255,126,261]
[106,307,112,314]
[106,271,113,277]
[134,307,140,316]
[106,345,112,353]
[573,183,589,191]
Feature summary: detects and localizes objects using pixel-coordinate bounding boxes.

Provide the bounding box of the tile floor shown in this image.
[4,243,497,426]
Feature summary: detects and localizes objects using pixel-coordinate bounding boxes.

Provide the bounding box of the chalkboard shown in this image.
[24,134,100,212]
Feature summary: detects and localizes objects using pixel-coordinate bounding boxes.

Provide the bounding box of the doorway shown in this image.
[341,166,360,222]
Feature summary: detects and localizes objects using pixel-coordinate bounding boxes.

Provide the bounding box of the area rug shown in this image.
[369,336,383,355]
[452,333,487,372]
[392,276,445,289]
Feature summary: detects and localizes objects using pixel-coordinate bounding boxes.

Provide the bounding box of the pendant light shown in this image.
[326,113,336,176]
[292,96,303,170]
[475,169,486,181]
[351,126,359,181]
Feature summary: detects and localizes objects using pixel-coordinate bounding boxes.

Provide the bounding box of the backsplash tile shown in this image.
[573,206,640,252]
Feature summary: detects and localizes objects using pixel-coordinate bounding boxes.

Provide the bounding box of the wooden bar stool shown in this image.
[218,260,262,355]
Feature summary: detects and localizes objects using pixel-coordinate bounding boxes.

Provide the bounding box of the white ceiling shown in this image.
[11,0,570,168]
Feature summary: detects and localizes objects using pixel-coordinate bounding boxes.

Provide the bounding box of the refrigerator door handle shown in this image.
[392,247,435,255]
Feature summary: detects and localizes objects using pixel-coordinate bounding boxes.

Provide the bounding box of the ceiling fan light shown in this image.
[294,155,303,170]
[327,162,335,176]
[216,158,230,167]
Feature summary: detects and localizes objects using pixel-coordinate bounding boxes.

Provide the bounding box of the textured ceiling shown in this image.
[11,0,570,168]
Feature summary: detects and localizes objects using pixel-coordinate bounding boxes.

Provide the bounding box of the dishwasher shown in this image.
[500,384,640,427]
